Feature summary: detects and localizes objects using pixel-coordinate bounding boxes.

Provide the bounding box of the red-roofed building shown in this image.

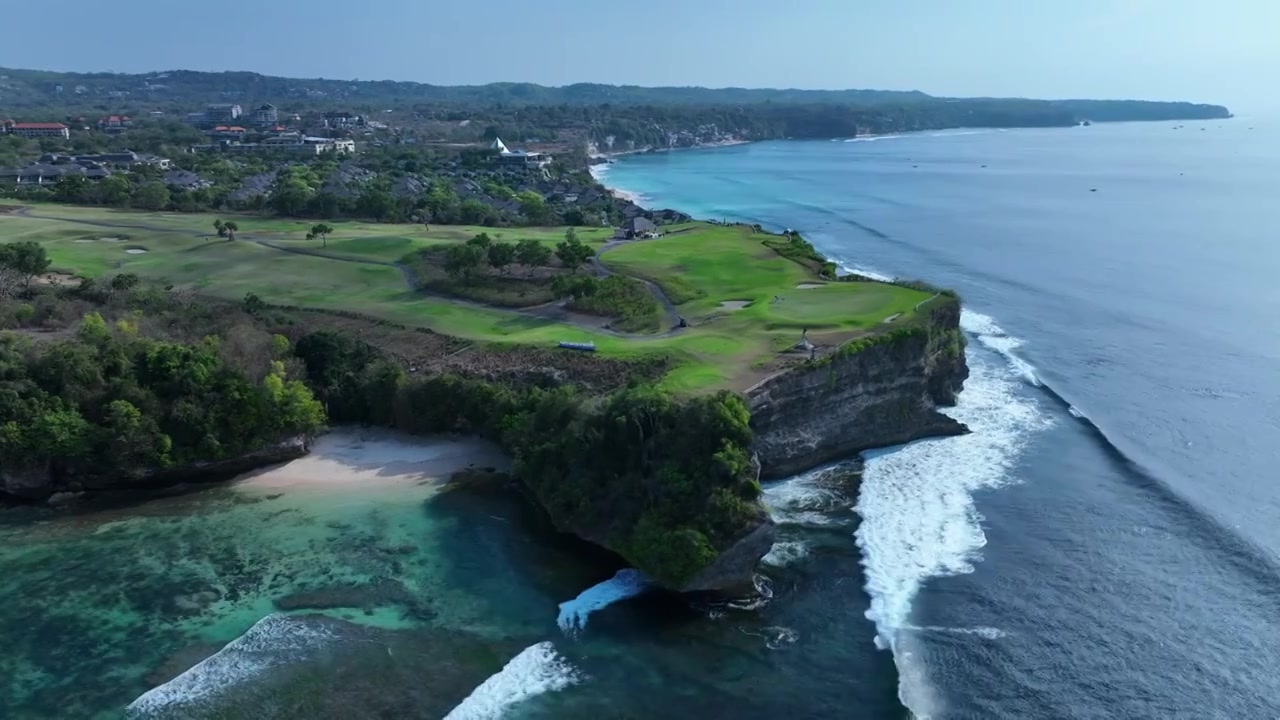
[3,122,70,139]
[97,115,133,132]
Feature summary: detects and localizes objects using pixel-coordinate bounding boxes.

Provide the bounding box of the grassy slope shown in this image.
[1,209,929,393]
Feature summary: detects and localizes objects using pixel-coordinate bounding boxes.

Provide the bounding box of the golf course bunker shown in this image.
[795,283,825,289]
[124,246,149,255]
[719,300,752,310]
[100,236,126,242]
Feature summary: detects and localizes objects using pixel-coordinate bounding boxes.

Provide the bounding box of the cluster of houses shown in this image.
[0,151,172,186]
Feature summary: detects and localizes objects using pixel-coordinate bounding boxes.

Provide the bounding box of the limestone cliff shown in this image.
[747,298,969,480]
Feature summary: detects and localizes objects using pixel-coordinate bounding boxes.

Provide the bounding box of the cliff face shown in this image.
[0,436,311,502]
[747,299,969,480]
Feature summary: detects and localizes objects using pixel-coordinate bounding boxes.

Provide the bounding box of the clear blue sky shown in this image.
[2,0,1275,112]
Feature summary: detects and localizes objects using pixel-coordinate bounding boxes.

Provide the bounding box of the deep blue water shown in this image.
[600,121,1280,719]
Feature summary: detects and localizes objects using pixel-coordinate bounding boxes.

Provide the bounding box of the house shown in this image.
[0,163,111,185]
[3,121,71,139]
[323,111,366,130]
[490,137,552,168]
[613,217,658,240]
[206,104,243,122]
[191,138,354,156]
[250,103,278,125]
[37,151,170,169]
[97,115,133,132]
[207,125,248,140]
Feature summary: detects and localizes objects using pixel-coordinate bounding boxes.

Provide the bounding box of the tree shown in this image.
[307,223,335,248]
[555,236,594,273]
[487,242,516,274]
[52,175,91,204]
[109,273,141,293]
[0,241,51,291]
[101,399,172,473]
[222,221,239,241]
[564,226,578,244]
[356,189,397,222]
[133,182,171,211]
[444,244,485,279]
[98,175,132,207]
[515,239,551,272]
[214,219,226,238]
[467,232,492,250]
[516,191,549,225]
[271,180,313,217]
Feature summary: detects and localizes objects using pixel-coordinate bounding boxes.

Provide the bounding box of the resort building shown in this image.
[2,121,71,139]
[490,137,552,168]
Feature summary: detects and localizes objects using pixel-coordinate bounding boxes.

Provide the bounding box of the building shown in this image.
[97,115,133,132]
[250,103,278,125]
[191,137,355,156]
[323,111,366,130]
[205,104,242,123]
[3,121,71,139]
[207,125,248,140]
[39,151,170,169]
[613,217,659,240]
[490,137,552,168]
[0,163,111,185]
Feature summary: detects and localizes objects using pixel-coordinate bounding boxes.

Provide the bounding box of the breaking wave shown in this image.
[762,540,811,567]
[855,351,1051,718]
[557,569,650,635]
[126,614,335,718]
[761,463,859,527]
[443,642,580,720]
[960,310,1043,387]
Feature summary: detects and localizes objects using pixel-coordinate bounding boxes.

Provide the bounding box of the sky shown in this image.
[1,0,1276,114]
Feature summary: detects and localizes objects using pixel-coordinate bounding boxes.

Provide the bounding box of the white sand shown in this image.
[125,248,148,254]
[795,283,825,290]
[719,300,751,310]
[235,430,509,493]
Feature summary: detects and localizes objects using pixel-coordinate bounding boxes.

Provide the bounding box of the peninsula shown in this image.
[0,67,1225,592]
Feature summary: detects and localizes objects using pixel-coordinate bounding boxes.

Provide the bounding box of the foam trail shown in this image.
[903,624,1009,640]
[762,540,810,568]
[761,463,857,527]
[835,259,895,283]
[127,614,334,717]
[557,569,650,634]
[844,135,906,143]
[855,354,1050,717]
[444,641,580,720]
[961,310,1043,386]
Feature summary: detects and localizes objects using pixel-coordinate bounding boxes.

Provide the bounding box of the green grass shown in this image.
[3,208,936,394]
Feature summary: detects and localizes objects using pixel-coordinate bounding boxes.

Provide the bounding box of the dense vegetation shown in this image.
[0,291,324,486]
[293,330,761,586]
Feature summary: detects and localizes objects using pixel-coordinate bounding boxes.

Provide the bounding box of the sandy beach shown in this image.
[233,429,510,494]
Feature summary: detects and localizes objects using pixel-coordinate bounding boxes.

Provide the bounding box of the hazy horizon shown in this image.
[2,0,1276,114]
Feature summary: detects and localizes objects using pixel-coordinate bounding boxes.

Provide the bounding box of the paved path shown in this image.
[14,208,689,338]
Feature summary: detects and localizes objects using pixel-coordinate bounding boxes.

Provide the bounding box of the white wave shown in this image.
[903,624,1009,640]
[960,310,1042,386]
[587,163,609,183]
[927,131,986,138]
[836,259,895,282]
[740,625,799,649]
[127,614,334,717]
[843,135,906,143]
[1068,406,1084,419]
[444,642,580,720]
[762,540,810,567]
[855,352,1051,717]
[557,569,650,634]
[761,464,857,527]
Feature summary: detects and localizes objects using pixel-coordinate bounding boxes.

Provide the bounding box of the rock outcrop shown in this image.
[0,436,311,503]
[747,298,969,480]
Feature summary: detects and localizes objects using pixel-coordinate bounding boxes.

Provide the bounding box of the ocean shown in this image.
[3,120,1278,719]
[597,120,1280,718]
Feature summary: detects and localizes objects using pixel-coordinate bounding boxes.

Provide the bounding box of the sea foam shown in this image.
[854,351,1050,716]
[443,641,580,720]
[126,614,335,718]
[556,569,650,634]
[961,310,1043,386]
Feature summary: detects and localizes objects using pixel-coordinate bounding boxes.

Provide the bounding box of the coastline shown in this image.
[588,139,751,204]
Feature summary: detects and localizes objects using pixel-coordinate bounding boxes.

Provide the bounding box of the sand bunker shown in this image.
[100,236,125,242]
[882,313,902,323]
[719,300,751,310]
[795,283,825,290]
[125,248,148,255]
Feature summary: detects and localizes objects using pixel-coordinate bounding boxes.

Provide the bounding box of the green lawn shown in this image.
[3,208,934,394]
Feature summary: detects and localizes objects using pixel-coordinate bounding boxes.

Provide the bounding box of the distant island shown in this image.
[0,66,1229,593]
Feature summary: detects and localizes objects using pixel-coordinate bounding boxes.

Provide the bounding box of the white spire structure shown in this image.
[491,137,511,154]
